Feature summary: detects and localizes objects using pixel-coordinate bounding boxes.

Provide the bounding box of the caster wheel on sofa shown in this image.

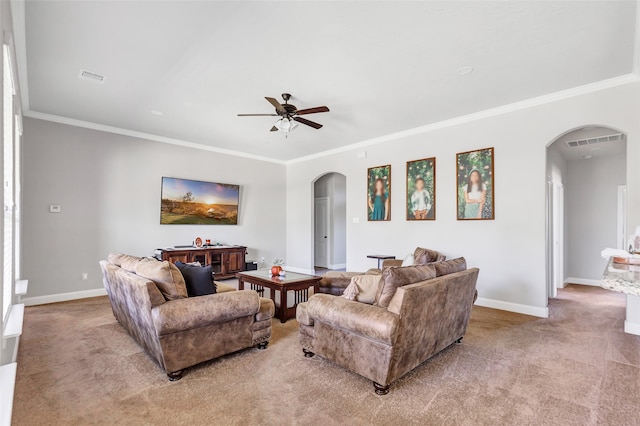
[257,342,269,350]
[373,382,389,395]
[167,370,183,381]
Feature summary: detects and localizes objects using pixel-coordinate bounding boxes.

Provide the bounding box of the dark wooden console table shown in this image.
[160,246,246,280]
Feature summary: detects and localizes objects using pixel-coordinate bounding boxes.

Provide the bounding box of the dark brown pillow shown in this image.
[374,264,437,308]
[434,257,467,277]
[413,247,445,265]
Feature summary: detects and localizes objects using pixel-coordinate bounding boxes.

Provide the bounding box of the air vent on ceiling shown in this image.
[78,69,105,84]
[564,133,624,148]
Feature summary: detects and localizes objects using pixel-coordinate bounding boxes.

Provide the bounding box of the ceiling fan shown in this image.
[238,93,329,133]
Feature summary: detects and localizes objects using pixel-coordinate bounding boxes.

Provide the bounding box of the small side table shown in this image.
[367,255,396,269]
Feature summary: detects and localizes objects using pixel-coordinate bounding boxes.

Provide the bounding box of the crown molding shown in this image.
[23,110,287,165]
[287,73,640,164]
[25,73,639,167]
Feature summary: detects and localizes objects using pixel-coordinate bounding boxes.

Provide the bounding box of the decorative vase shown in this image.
[271,266,282,276]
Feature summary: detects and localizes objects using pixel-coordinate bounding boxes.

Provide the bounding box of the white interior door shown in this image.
[314,197,330,268]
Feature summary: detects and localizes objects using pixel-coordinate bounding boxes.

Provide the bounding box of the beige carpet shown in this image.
[12,285,640,425]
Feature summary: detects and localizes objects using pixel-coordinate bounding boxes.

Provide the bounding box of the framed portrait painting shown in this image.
[406,157,436,220]
[367,165,391,221]
[456,147,494,220]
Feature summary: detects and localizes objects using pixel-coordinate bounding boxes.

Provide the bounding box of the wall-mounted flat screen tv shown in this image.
[160,177,239,225]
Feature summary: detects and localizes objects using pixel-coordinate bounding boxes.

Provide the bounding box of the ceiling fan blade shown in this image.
[237,114,279,116]
[294,116,323,129]
[265,97,286,114]
[270,126,278,132]
[295,106,330,115]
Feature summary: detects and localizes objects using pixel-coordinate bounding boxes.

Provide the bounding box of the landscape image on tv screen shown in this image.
[160,177,239,225]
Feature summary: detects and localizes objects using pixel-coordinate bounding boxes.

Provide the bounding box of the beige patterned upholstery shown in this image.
[298,264,479,394]
[100,259,274,380]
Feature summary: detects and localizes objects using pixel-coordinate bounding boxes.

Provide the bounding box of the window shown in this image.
[3,44,15,322]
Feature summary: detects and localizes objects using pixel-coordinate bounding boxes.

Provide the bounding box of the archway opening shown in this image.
[546,125,627,300]
[313,172,347,272]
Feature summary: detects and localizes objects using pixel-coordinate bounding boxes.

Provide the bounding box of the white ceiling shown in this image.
[20,1,638,161]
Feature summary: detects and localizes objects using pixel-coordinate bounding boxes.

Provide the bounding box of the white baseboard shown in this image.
[328,263,346,270]
[23,288,107,306]
[475,297,549,318]
[624,320,640,336]
[565,277,601,287]
[285,266,316,275]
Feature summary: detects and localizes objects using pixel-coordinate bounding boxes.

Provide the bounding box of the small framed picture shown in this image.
[367,165,391,221]
[456,147,495,220]
[406,157,436,220]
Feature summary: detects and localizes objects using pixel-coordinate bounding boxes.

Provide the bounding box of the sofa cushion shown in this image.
[108,253,143,271]
[374,264,437,308]
[215,281,236,293]
[175,262,217,297]
[134,258,188,301]
[413,247,445,264]
[434,257,467,277]
[342,274,383,305]
[401,254,415,267]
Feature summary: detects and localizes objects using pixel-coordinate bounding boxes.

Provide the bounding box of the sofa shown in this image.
[297,258,478,394]
[318,247,446,295]
[100,254,275,380]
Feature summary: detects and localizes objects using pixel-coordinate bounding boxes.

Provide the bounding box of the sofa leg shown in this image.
[167,370,183,381]
[373,382,389,395]
[456,337,463,344]
[257,341,269,350]
[302,349,315,358]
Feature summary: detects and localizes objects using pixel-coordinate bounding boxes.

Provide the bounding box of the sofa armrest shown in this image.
[152,290,259,336]
[256,297,275,321]
[306,294,399,345]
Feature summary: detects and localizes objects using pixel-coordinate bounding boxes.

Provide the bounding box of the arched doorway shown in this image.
[313,172,347,271]
[546,125,627,300]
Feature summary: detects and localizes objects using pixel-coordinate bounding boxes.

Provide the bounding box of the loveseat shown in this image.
[298,258,478,394]
[318,247,446,295]
[100,254,275,380]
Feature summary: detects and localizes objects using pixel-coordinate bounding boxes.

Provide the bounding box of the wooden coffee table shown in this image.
[237,270,321,323]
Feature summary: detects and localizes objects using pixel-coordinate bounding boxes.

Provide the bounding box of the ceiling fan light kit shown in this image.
[275,117,298,133]
[238,93,330,134]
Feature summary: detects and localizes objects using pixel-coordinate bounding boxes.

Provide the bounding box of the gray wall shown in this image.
[22,117,286,299]
[566,153,626,280]
[314,172,346,267]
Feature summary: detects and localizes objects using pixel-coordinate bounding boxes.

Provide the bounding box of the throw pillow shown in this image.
[341,274,383,305]
[175,262,217,297]
[434,257,467,277]
[108,253,142,270]
[374,264,437,308]
[134,258,188,301]
[401,254,415,267]
[413,247,445,265]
